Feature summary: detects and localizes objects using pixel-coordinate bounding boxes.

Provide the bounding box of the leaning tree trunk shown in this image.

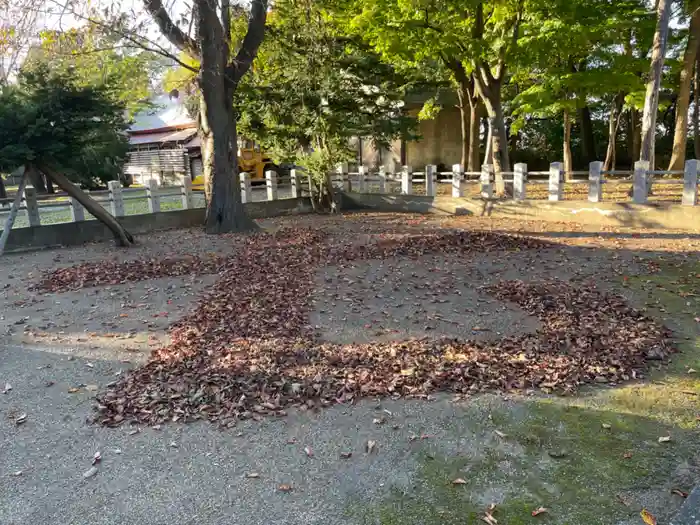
[640,0,672,176]
[39,163,134,247]
[604,94,624,171]
[563,109,573,178]
[668,7,700,171]
[197,0,256,234]
[27,165,47,193]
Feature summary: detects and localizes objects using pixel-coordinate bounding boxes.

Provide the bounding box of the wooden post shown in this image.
[513,163,527,201]
[633,160,649,204]
[69,182,86,221]
[548,162,563,201]
[290,169,300,198]
[425,164,436,197]
[23,186,41,226]
[682,159,699,206]
[240,172,252,203]
[266,170,278,200]
[378,166,387,193]
[145,179,160,213]
[588,161,603,203]
[0,171,28,255]
[358,166,368,193]
[480,165,494,199]
[179,175,193,209]
[401,165,412,195]
[452,164,464,198]
[107,180,125,217]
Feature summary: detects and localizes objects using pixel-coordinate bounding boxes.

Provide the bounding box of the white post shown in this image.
[401,165,413,195]
[179,175,193,209]
[548,162,563,201]
[290,169,300,198]
[108,181,125,217]
[588,161,603,203]
[145,178,160,213]
[337,163,350,192]
[451,164,464,198]
[23,186,41,226]
[378,166,387,193]
[266,170,278,200]
[633,160,649,204]
[0,172,28,255]
[69,182,85,222]
[480,165,494,199]
[240,172,252,203]
[425,164,436,197]
[357,166,368,193]
[513,163,527,201]
[682,159,699,206]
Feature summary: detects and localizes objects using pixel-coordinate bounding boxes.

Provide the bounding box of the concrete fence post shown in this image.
[425,164,436,197]
[633,160,649,204]
[548,162,563,201]
[240,172,252,203]
[179,175,193,209]
[69,182,85,222]
[401,165,413,195]
[357,166,368,193]
[451,164,464,198]
[378,166,387,193]
[480,165,494,199]
[290,169,300,198]
[588,161,603,203]
[108,180,125,217]
[145,179,160,213]
[513,163,527,201]
[337,163,350,192]
[23,186,41,227]
[265,170,278,200]
[682,159,699,206]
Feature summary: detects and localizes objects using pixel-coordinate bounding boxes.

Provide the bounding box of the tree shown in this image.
[640,0,672,170]
[237,0,418,209]
[0,67,134,246]
[668,2,700,171]
[141,0,267,234]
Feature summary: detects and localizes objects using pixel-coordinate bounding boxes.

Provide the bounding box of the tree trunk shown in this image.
[45,175,55,194]
[628,109,641,164]
[28,165,47,193]
[563,109,573,178]
[468,97,482,172]
[579,105,596,163]
[39,163,134,247]
[668,7,700,171]
[604,95,624,171]
[0,176,6,199]
[640,0,672,172]
[198,0,256,234]
[483,119,493,167]
[455,79,471,169]
[695,53,700,158]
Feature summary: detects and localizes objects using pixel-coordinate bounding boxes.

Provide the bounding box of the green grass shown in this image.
[349,260,700,525]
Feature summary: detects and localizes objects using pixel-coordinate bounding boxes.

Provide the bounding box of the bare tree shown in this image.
[0,0,40,85]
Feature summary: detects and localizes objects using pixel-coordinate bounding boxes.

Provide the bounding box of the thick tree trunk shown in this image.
[0,176,6,199]
[198,0,256,234]
[628,109,641,164]
[563,109,573,178]
[668,7,700,171]
[468,98,482,172]
[695,55,700,158]
[456,80,471,169]
[640,0,672,172]
[579,105,596,163]
[39,163,134,247]
[604,95,624,171]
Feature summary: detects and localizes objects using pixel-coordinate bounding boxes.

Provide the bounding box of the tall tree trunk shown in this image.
[563,109,573,178]
[468,97,482,172]
[668,7,700,171]
[579,105,596,163]
[604,94,624,171]
[39,163,134,247]
[198,0,255,234]
[628,109,641,164]
[455,78,471,169]
[483,119,493,167]
[640,0,672,173]
[695,53,700,158]
[0,176,6,199]
[475,77,510,193]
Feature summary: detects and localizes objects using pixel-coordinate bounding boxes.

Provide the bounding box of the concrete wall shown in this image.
[2,198,313,252]
[340,192,700,232]
[406,107,462,171]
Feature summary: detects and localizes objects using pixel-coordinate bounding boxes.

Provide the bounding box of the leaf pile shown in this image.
[31,227,674,427]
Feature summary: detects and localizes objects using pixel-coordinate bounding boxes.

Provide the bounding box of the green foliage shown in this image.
[0,67,130,187]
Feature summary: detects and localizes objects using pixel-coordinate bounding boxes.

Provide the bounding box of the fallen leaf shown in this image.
[481,511,498,525]
[86,385,98,392]
[245,472,260,479]
[688,368,697,374]
[658,435,671,443]
[128,428,140,436]
[372,417,385,425]
[278,484,293,492]
[15,413,26,425]
[67,387,81,393]
[452,478,467,485]
[2,383,11,394]
[303,446,313,457]
[640,509,657,525]
[82,466,98,479]
[340,452,352,459]
[623,452,633,459]
[601,423,611,430]
[366,440,377,454]
[531,507,548,517]
[494,430,507,438]
[92,451,101,465]
[671,489,688,498]
[11,470,23,477]
[85,363,94,369]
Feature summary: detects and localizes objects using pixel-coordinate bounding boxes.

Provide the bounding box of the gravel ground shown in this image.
[0,213,699,525]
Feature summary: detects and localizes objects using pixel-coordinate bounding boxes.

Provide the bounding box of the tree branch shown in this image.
[142,0,200,58]
[226,0,268,84]
[495,2,523,82]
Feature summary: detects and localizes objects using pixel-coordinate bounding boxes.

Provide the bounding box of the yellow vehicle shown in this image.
[192,142,275,189]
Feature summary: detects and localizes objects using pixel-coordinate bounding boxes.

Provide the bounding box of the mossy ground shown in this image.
[349,260,700,525]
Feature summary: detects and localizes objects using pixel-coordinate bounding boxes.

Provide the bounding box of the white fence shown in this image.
[333,160,699,206]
